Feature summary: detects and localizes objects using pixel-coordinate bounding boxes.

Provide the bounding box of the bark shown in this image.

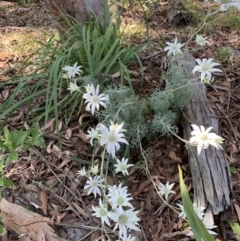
[170,52,232,214]
[167,0,191,25]
[44,0,106,28]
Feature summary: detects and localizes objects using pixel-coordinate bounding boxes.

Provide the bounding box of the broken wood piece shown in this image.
[0,198,66,241]
[169,52,232,214]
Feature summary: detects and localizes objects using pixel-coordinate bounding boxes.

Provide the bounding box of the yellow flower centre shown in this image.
[119,214,127,225]
[199,133,208,141]
[117,196,125,205]
[99,207,107,217]
[91,95,99,103]
[107,133,116,142]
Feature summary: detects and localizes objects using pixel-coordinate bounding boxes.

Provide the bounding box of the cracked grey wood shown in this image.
[170,52,232,214]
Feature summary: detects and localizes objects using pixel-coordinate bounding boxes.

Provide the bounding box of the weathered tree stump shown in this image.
[43,0,107,28]
[167,0,191,25]
[170,52,232,214]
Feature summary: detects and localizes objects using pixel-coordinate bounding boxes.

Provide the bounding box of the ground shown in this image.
[0,0,240,241]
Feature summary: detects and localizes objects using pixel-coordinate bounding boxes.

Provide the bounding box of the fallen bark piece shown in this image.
[0,198,66,241]
[169,52,232,214]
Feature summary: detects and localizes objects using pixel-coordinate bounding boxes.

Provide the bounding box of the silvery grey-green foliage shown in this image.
[149,89,173,114]
[97,85,149,147]
[150,111,178,136]
[164,58,195,110]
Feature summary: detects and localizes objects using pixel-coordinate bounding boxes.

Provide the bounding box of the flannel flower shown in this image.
[84,175,104,197]
[99,122,129,157]
[164,38,184,56]
[177,203,205,220]
[108,183,133,209]
[186,213,217,236]
[86,127,100,145]
[193,58,222,83]
[117,234,136,241]
[114,158,134,176]
[109,207,140,237]
[158,181,176,200]
[67,79,80,93]
[90,164,99,175]
[214,0,240,11]
[195,34,208,47]
[77,167,88,177]
[83,84,109,115]
[92,199,111,226]
[62,62,82,78]
[189,124,224,155]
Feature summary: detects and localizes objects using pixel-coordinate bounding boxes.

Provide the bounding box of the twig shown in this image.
[140,51,162,61]
[215,104,239,143]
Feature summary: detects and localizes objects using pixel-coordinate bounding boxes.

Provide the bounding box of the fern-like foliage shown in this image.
[150,111,178,136]
[164,57,195,110]
[97,85,149,147]
[149,89,173,114]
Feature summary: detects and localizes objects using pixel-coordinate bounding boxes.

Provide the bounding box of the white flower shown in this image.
[90,164,99,175]
[114,158,134,176]
[202,215,218,235]
[92,199,111,226]
[214,0,240,11]
[109,121,127,133]
[86,127,100,145]
[177,203,205,220]
[186,215,218,236]
[164,38,184,56]
[109,207,140,237]
[99,122,129,157]
[108,183,133,209]
[62,62,82,78]
[117,234,136,241]
[108,183,128,196]
[77,167,88,177]
[193,58,222,83]
[189,124,223,155]
[84,84,92,93]
[84,175,104,197]
[195,34,208,47]
[158,181,176,200]
[67,79,80,93]
[83,84,109,115]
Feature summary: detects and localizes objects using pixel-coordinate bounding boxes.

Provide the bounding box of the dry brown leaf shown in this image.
[71,202,90,218]
[56,211,68,224]
[40,191,48,215]
[65,128,72,140]
[54,120,62,133]
[111,71,120,78]
[37,227,45,241]
[40,118,55,131]
[233,201,240,222]
[169,151,182,163]
[78,113,91,125]
[58,158,71,169]
[135,179,152,195]
[76,129,89,142]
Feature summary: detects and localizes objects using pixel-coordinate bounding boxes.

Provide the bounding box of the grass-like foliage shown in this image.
[0,0,142,128]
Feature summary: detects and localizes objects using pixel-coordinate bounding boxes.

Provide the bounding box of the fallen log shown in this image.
[0,198,66,241]
[170,52,232,214]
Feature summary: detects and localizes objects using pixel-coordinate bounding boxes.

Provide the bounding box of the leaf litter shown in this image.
[0,0,240,241]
